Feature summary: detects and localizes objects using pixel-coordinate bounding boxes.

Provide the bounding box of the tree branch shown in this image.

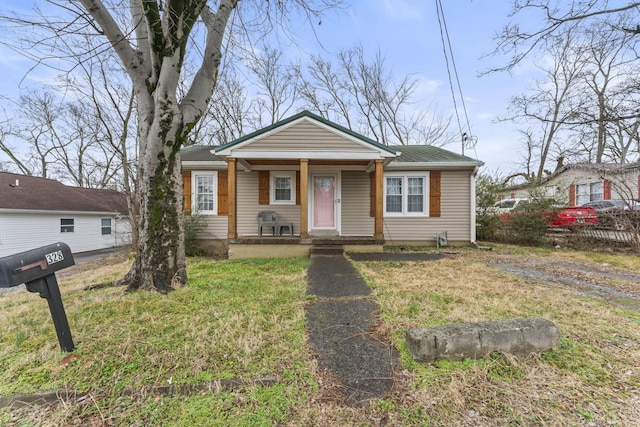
[181,0,238,127]
[78,0,141,78]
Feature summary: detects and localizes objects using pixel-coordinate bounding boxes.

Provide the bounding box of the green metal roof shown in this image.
[180,145,223,162]
[214,110,397,156]
[181,112,483,166]
[390,145,482,164]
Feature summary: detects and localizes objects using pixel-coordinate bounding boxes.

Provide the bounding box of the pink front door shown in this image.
[313,176,335,228]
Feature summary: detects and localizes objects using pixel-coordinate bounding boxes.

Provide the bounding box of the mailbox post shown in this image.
[0,242,76,352]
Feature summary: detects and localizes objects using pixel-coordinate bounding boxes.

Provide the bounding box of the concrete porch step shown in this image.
[310,245,344,255]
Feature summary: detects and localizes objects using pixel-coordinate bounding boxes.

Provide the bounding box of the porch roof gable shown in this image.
[214,110,397,160]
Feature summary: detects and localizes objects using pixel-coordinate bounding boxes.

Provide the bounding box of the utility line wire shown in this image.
[435,0,476,157]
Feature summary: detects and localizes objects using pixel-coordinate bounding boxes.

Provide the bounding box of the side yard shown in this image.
[0,246,639,426]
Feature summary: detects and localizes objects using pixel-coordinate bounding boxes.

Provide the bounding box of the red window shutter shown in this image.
[296,171,301,205]
[370,172,376,217]
[429,171,441,217]
[603,180,611,200]
[569,184,576,206]
[182,170,192,213]
[258,171,270,205]
[217,170,228,216]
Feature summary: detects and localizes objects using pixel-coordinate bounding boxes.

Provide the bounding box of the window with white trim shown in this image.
[576,181,603,205]
[270,171,295,204]
[61,218,75,233]
[192,172,217,214]
[384,172,428,216]
[101,218,112,235]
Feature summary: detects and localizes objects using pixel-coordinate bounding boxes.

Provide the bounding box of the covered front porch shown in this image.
[213,111,399,243]
[223,158,389,241]
[227,235,385,259]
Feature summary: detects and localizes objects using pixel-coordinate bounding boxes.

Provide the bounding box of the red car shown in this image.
[548,206,598,228]
[499,204,598,228]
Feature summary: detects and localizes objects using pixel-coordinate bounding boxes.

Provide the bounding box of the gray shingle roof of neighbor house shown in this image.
[553,162,640,176]
[0,172,129,214]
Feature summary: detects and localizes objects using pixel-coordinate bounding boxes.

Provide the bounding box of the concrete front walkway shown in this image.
[305,254,400,405]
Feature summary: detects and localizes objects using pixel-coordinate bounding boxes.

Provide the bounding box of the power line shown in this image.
[435,0,477,157]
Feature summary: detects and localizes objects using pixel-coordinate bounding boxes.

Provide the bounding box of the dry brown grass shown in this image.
[2,248,639,426]
[354,249,640,425]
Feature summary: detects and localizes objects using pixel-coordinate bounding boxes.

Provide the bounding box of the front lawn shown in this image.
[1,247,639,426]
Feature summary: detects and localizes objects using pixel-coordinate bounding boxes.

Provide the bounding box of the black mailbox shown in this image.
[0,242,76,352]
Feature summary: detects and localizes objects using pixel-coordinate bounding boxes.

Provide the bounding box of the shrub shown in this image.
[184,211,205,256]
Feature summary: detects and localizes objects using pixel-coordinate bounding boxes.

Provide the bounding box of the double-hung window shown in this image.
[384,173,428,216]
[192,172,217,214]
[61,218,75,233]
[101,218,112,235]
[576,181,603,205]
[270,171,295,204]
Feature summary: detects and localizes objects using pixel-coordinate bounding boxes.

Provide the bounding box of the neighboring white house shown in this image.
[181,111,484,258]
[0,172,131,257]
[502,163,640,206]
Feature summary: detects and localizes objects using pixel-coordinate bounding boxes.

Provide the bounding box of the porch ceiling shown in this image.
[244,159,371,166]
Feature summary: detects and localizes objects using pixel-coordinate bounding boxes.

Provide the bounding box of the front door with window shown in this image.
[312,175,336,230]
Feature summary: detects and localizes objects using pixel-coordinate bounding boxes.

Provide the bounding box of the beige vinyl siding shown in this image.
[237,122,373,154]
[237,172,300,236]
[341,170,374,236]
[199,216,228,240]
[383,170,471,242]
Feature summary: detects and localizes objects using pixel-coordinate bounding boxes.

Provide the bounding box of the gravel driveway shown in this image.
[489,253,640,311]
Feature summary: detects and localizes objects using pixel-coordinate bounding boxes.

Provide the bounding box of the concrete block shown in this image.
[406,318,561,363]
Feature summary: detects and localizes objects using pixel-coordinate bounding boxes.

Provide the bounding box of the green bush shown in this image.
[476,210,502,241]
[479,198,556,246]
[184,211,205,256]
[501,206,550,246]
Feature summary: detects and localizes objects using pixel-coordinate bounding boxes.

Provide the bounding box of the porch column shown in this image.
[374,159,384,240]
[227,158,237,239]
[300,158,309,239]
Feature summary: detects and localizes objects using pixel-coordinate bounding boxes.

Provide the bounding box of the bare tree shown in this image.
[492,2,640,72]
[248,46,299,127]
[501,31,586,181]
[0,1,340,292]
[297,44,452,146]
[0,115,33,175]
[571,20,639,163]
[191,70,254,146]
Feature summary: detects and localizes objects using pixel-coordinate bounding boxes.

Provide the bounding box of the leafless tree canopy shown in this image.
[494,1,640,180]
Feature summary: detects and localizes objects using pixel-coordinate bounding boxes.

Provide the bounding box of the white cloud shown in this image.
[381,0,424,21]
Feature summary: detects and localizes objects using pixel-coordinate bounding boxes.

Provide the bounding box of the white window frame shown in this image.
[101,218,112,235]
[270,171,296,205]
[383,172,429,217]
[191,171,218,215]
[576,181,603,205]
[590,181,603,202]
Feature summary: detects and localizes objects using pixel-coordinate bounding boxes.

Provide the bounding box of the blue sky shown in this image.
[288,0,531,173]
[0,0,531,175]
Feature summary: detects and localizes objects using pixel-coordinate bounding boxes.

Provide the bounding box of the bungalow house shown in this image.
[181,111,483,258]
[501,163,640,206]
[0,172,131,257]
